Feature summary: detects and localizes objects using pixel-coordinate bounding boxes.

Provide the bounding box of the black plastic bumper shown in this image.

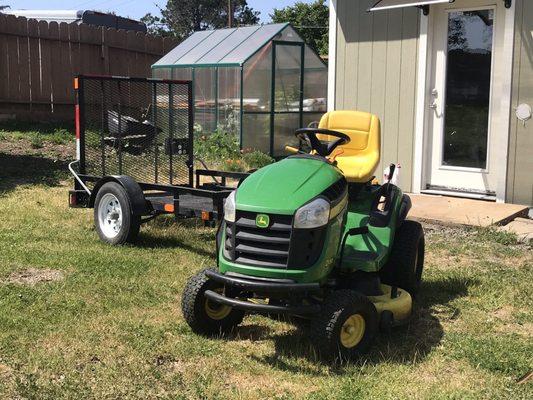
[205,270,320,294]
[204,290,321,315]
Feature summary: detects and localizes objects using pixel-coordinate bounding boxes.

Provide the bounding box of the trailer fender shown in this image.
[89,176,149,216]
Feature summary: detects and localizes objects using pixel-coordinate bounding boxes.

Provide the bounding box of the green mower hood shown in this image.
[236,157,343,215]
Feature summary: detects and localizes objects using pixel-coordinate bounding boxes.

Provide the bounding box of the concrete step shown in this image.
[407,193,529,227]
[497,218,533,243]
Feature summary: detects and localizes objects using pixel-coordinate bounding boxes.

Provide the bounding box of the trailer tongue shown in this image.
[69,75,247,245]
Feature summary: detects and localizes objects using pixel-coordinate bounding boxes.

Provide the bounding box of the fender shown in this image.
[89,175,149,216]
[397,194,412,227]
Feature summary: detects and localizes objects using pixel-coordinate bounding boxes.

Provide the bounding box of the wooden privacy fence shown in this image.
[0,13,178,120]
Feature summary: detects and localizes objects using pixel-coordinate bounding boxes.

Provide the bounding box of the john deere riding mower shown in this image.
[182,111,424,360]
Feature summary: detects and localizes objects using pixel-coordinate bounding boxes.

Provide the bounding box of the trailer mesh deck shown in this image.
[78,76,193,186]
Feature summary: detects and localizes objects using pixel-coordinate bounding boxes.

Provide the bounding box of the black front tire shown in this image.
[380,220,424,295]
[310,290,378,361]
[182,268,245,336]
[94,182,141,245]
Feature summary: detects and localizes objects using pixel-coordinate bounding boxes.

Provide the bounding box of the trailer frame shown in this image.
[69,75,248,243]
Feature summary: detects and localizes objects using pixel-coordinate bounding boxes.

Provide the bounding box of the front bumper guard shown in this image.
[204,290,320,315]
[204,270,321,315]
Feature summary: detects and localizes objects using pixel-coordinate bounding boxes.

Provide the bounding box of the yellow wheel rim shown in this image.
[205,288,232,320]
[340,314,366,348]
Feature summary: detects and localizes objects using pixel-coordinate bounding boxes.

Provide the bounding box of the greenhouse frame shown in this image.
[152,23,328,157]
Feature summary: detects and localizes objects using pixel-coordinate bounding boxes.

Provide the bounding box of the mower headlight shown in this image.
[224,190,236,223]
[294,198,330,229]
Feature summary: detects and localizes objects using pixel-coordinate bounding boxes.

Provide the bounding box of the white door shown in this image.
[425,0,507,196]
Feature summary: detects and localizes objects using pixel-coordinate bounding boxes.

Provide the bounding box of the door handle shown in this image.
[429,101,438,109]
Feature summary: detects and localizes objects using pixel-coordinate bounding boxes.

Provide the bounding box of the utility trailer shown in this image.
[68,75,248,245]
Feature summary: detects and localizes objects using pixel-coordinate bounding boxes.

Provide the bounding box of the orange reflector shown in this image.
[73,77,79,89]
[201,211,211,221]
[164,204,174,213]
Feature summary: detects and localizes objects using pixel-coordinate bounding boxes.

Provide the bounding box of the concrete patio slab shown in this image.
[407,193,529,227]
[497,218,533,243]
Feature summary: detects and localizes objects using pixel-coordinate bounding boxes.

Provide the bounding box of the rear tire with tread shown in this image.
[380,220,424,295]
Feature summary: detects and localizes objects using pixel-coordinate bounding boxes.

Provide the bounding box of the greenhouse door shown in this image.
[271,41,304,157]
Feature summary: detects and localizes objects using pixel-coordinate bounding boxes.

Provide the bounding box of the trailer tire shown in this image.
[94,182,141,245]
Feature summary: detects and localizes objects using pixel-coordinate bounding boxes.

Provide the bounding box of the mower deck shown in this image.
[368,284,412,323]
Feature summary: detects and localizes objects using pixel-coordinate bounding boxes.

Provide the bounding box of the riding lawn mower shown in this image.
[182,110,425,360]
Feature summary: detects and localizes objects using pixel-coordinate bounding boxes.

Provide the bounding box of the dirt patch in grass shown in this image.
[492,305,515,321]
[5,268,64,286]
[227,371,318,398]
[0,363,13,376]
[496,322,533,337]
[0,137,74,162]
[491,307,533,337]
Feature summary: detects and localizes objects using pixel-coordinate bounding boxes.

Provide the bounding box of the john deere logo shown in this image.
[256,214,270,228]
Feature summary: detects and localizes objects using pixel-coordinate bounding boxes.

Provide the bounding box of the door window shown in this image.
[443,9,494,169]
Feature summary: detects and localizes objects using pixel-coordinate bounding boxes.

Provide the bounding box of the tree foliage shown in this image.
[270,0,328,55]
[0,5,10,11]
[141,0,260,39]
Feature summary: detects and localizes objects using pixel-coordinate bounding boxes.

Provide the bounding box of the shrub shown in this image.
[223,158,245,172]
[30,135,43,149]
[242,150,274,170]
[194,129,240,162]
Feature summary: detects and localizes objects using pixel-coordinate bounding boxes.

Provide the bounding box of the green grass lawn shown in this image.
[0,130,532,399]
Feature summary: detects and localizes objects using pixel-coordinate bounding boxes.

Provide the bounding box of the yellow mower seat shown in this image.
[318,110,380,183]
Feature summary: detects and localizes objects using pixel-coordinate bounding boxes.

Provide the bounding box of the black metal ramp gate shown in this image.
[77,75,193,187]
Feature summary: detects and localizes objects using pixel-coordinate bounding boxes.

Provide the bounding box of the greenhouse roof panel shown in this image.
[152,23,290,67]
[153,30,214,67]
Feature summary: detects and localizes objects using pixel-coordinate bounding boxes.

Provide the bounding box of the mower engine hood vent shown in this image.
[321,177,348,206]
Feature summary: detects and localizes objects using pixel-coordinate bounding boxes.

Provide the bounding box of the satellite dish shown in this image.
[516,104,532,122]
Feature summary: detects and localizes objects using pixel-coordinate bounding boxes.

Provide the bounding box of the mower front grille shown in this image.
[225,211,291,269]
[224,211,326,269]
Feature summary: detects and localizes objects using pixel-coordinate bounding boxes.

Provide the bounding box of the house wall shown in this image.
[506,0,533,206]
[334,0,420,190]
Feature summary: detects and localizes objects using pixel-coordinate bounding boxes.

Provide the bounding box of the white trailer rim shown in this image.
[98,193,123,239]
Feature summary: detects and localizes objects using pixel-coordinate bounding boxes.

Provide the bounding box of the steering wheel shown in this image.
[294,128,351,158]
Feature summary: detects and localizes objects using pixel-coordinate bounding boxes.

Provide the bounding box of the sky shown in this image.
[6,1,318,22]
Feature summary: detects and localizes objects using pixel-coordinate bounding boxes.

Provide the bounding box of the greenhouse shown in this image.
[152,23,327,157]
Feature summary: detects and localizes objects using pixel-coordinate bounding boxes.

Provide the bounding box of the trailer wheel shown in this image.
[94,182,140,245]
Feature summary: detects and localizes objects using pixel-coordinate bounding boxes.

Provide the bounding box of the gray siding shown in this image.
[335,0,420,190]
[507,0,533,206]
